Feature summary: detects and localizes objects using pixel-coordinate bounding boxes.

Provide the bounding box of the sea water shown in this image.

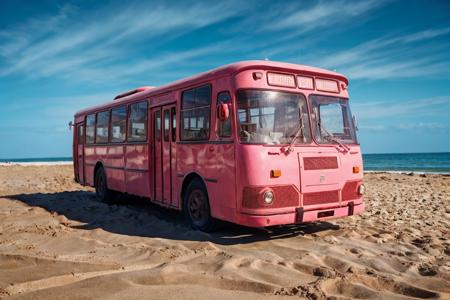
[1,153,450,174]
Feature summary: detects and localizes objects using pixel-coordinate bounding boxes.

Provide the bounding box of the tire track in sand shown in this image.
[4,262,165,296]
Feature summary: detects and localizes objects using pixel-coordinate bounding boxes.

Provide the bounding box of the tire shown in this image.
[183,178,218,232]
[95,167,113,204]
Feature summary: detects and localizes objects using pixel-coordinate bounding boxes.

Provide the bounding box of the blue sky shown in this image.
[0,0,449,158]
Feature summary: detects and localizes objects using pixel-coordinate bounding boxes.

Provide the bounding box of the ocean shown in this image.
[362,152,450,174]
[1,153,450,174]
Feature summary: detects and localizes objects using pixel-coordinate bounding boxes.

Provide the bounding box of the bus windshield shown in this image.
[309,95,358,145]
[237,90,311,145]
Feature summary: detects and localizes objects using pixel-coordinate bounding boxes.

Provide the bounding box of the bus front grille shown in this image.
[302,190,339,206]
[303,157,338,170]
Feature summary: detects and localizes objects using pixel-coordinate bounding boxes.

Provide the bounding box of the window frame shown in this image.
[308,94,358,145]
[155,110,162,142]
[216,90,233,138]
[127,101,148,143]
[180,84,212,141]
[77,124,84,144]
[110,105,127,144]
[95,110,110,144]
[171,107,176,142]
[163,109,170,142]
[85,114,96,145]
[235,88,313,146]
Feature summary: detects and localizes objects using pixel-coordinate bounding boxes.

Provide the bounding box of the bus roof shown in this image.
[74,60,348,117]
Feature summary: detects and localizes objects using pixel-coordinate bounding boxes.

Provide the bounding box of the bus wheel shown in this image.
[183,179,217,232]
[95,167,113,203]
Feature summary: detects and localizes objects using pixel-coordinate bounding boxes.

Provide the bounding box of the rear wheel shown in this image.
[183,179,218,232]
[95,167,113,203]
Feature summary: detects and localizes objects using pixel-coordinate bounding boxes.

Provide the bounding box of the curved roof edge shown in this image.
[75,60,348,117]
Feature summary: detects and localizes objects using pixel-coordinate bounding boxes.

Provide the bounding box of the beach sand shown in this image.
[0,165,449,299]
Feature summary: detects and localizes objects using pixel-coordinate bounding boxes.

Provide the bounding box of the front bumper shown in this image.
[235,202,365,228]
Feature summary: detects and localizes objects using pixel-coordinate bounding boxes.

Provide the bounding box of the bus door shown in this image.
[152,104,176,206]
[76,123,85,183]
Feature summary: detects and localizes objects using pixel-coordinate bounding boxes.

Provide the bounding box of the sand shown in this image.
[0,165,449,300]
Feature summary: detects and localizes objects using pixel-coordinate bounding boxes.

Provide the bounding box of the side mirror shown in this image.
[353,115,358,131]
[68,121,74,131]
[218,103,230,121]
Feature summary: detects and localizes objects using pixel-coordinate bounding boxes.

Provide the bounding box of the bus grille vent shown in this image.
[303,157,338,170]
[342,181,361,201]
[302,190,339,206]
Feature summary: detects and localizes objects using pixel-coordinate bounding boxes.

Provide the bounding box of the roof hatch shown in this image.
[114,86,154,100]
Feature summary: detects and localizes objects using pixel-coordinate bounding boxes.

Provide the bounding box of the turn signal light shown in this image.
[271,169,282,178]
[352,166,360,173]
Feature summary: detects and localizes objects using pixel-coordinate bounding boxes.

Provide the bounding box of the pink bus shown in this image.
[72,60,365,232]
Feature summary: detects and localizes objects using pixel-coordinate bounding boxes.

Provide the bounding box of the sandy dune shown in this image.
[0,165,449,299]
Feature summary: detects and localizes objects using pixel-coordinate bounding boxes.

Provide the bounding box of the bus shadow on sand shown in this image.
[8,191,340,245]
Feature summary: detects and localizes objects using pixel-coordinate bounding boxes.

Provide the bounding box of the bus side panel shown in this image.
[205,77,237,223]
[105,145,126,193]
[72,122,78,182]
[204,142,236,223]
[84,146,96,187]
[177,144,216,193]
[125,144,150,197]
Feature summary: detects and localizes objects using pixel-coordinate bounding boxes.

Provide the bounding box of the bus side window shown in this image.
[111,106,127,143]
[217,91,232,138]
[96,110,110,144]
[180,84,211,141]
[86,114,96,144]
[171,107,176,142]
[155,110,161,141]
[163,109,170,142]
[77,124,84,144]
[128,101,148,142]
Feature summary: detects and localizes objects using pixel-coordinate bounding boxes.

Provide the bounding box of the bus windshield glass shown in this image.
[237,90,311,145]
[309,95,358,145]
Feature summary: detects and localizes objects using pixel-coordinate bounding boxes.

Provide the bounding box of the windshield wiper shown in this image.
[318,122,350,152]
[286,108,305,153]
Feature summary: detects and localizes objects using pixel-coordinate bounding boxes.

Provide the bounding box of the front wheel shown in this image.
[183,179,218,232]
[95,167,113,203]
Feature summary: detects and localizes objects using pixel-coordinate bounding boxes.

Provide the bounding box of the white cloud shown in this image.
[308,27,450,80]
[394,123,446,130]
[0,2,246,80]
[353,95,450,119]
[270,0,385,32]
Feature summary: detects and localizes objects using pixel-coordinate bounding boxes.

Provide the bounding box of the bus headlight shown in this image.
[358,184,365,195]
[263,190,274,204]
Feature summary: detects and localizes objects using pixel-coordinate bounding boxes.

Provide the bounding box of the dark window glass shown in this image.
[196,85,211,106]
[86,114,96,144]
[128,101,148,142]
[171,107,176,142]
[164,109,170,142]
[217,91,232,137]
[182,89,195,109]
[155,110,161,141]
[181,84,211,140]
[111,106,126,143]
[77,125,84,144]
[96,111,110,144]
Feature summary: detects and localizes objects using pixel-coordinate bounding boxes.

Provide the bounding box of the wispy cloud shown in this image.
[353,95,450,119]
[0,2,246,82]
[359,122,447,132]
[307,27,450,80]
[269,0,386,32]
